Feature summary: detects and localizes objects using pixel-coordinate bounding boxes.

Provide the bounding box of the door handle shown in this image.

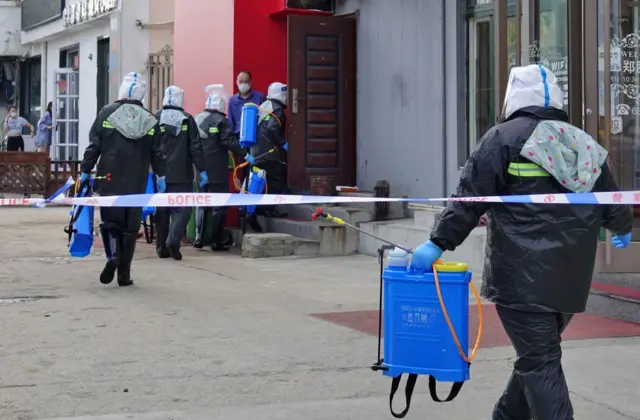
[292,88,299,114]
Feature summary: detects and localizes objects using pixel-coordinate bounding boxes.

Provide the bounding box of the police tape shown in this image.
[2,181,640,207]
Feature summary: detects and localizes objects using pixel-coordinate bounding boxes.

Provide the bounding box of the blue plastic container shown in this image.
[241,166,267,215]
[142,172,155,220]
[239,103,259,149]
[382,261,471,382]
[69,182,94,258]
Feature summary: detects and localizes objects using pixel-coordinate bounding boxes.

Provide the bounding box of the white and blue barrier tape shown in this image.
[4,177,640,208]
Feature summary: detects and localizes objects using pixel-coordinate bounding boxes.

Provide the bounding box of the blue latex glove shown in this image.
[156,176,166,193]
[79,173,90,182]
[612,232,632,249]
[410,240,444,270]
[199,171,208,188]
[245,154,255,165]
[282,142,289,151]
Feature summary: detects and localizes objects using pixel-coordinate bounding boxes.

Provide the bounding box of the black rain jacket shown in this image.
[81,99,166,196]
[430,106,633,314]
[196,110,245,186]
[154,106,205,184]
[256,99,287,163]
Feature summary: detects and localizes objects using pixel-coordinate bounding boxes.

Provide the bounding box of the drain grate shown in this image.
[0,296,59,305]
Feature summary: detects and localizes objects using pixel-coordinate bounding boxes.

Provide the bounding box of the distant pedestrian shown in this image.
[227,71,265,135]
[4,106,34,152]
[36,102,54,153]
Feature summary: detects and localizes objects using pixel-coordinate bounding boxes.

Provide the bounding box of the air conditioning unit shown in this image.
[285,0,335,12]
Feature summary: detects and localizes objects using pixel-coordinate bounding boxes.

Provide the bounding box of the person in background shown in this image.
[193,84,255,251]
[409,64,632,420]
[80,72,166,287]
[154,85,207,261]
[36,102,54,153]
[4,106,34,151]
[227,71,266,135]
[248,81,289,232]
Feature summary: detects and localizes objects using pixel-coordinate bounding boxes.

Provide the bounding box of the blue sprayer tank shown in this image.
[241,166,267,215]
[142,172,155,221]
[239,103,259,149]
[68,180,94,258]
[382,248,471,383]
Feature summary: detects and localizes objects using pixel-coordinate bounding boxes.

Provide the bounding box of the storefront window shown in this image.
[466,0,518,159]
[529,0,569,111]
[599,0,640,235]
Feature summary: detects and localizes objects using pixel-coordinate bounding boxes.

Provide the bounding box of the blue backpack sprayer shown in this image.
[311,208,484,418]
[65,177,96,258]
[235,102,282,231]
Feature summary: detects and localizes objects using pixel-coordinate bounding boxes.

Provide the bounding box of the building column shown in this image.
[173,0,235,114]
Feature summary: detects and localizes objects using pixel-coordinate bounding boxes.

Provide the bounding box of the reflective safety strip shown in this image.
[264,115,271,121]
[160,126,166,133]
[507,162,550,177]
[102,121,115,129]
[208,127,219,133]
[147,128,155,135]
[181,124,188,131]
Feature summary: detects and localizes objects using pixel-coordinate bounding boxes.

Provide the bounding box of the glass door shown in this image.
[52,68,79,161]
[586,0,640,271]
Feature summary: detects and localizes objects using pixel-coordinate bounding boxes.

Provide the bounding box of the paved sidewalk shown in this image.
[0,208,639,419]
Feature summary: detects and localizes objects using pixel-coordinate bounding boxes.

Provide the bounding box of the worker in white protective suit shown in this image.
[153,85,207,260]
[409,64,632,420]
[193,84,254,251]
[80,72,166,287]
[250,82,288,228]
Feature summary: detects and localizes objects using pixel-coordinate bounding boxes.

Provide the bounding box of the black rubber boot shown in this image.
[117,233,137,287]
[99,226,118,285]
[247,213,263,232]
[193,207,208,249]
[155,208,170,258]
[168,244,183,260]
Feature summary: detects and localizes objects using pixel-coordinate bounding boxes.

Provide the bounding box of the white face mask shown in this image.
[10,112,17,118]
[237,83,250,94]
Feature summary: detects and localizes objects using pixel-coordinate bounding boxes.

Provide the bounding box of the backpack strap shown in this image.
[389,374,465,418]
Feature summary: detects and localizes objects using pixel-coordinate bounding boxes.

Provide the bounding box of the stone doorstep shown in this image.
[241,233,320,258]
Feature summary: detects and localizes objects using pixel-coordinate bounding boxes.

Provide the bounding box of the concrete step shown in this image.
[241,233,320,258]
[277,203,373,225]
[586,273,640,322]
[266,218,349,255]
[412,206,445,228]
[357,218,486,272]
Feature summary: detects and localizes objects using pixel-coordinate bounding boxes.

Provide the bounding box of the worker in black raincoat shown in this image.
[154,85,207,261]
[80,72,166,287]
[193,84,254,251]
[247,81,289,232]
[410,64,633,420]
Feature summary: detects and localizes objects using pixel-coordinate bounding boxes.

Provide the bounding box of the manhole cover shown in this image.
[0,296,59,305]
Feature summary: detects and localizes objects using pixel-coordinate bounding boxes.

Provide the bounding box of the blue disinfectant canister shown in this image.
[241,167,267,216]
[239,103,259,149]
[382,249,471,383]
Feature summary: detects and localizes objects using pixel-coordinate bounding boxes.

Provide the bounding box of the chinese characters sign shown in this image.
[63,0,119,28]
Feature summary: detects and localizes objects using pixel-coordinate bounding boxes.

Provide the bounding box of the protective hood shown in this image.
[267,82,287,105]
[258,100,274,123]
[204,84,227,113]
[118,72,147,102]
[162,85,184,108]
[502,64,563,120]
[521,121,608,193]
[107,103,157,140]
[159,85,186,136]
[194,111,210,139]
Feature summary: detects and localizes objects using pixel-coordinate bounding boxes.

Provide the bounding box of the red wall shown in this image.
[232,0,288,98]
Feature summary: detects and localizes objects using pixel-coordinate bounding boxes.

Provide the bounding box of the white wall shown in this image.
[44,23,110,157]
[0,2,28,56]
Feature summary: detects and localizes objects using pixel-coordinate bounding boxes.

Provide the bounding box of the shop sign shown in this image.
[63,0,119,28]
